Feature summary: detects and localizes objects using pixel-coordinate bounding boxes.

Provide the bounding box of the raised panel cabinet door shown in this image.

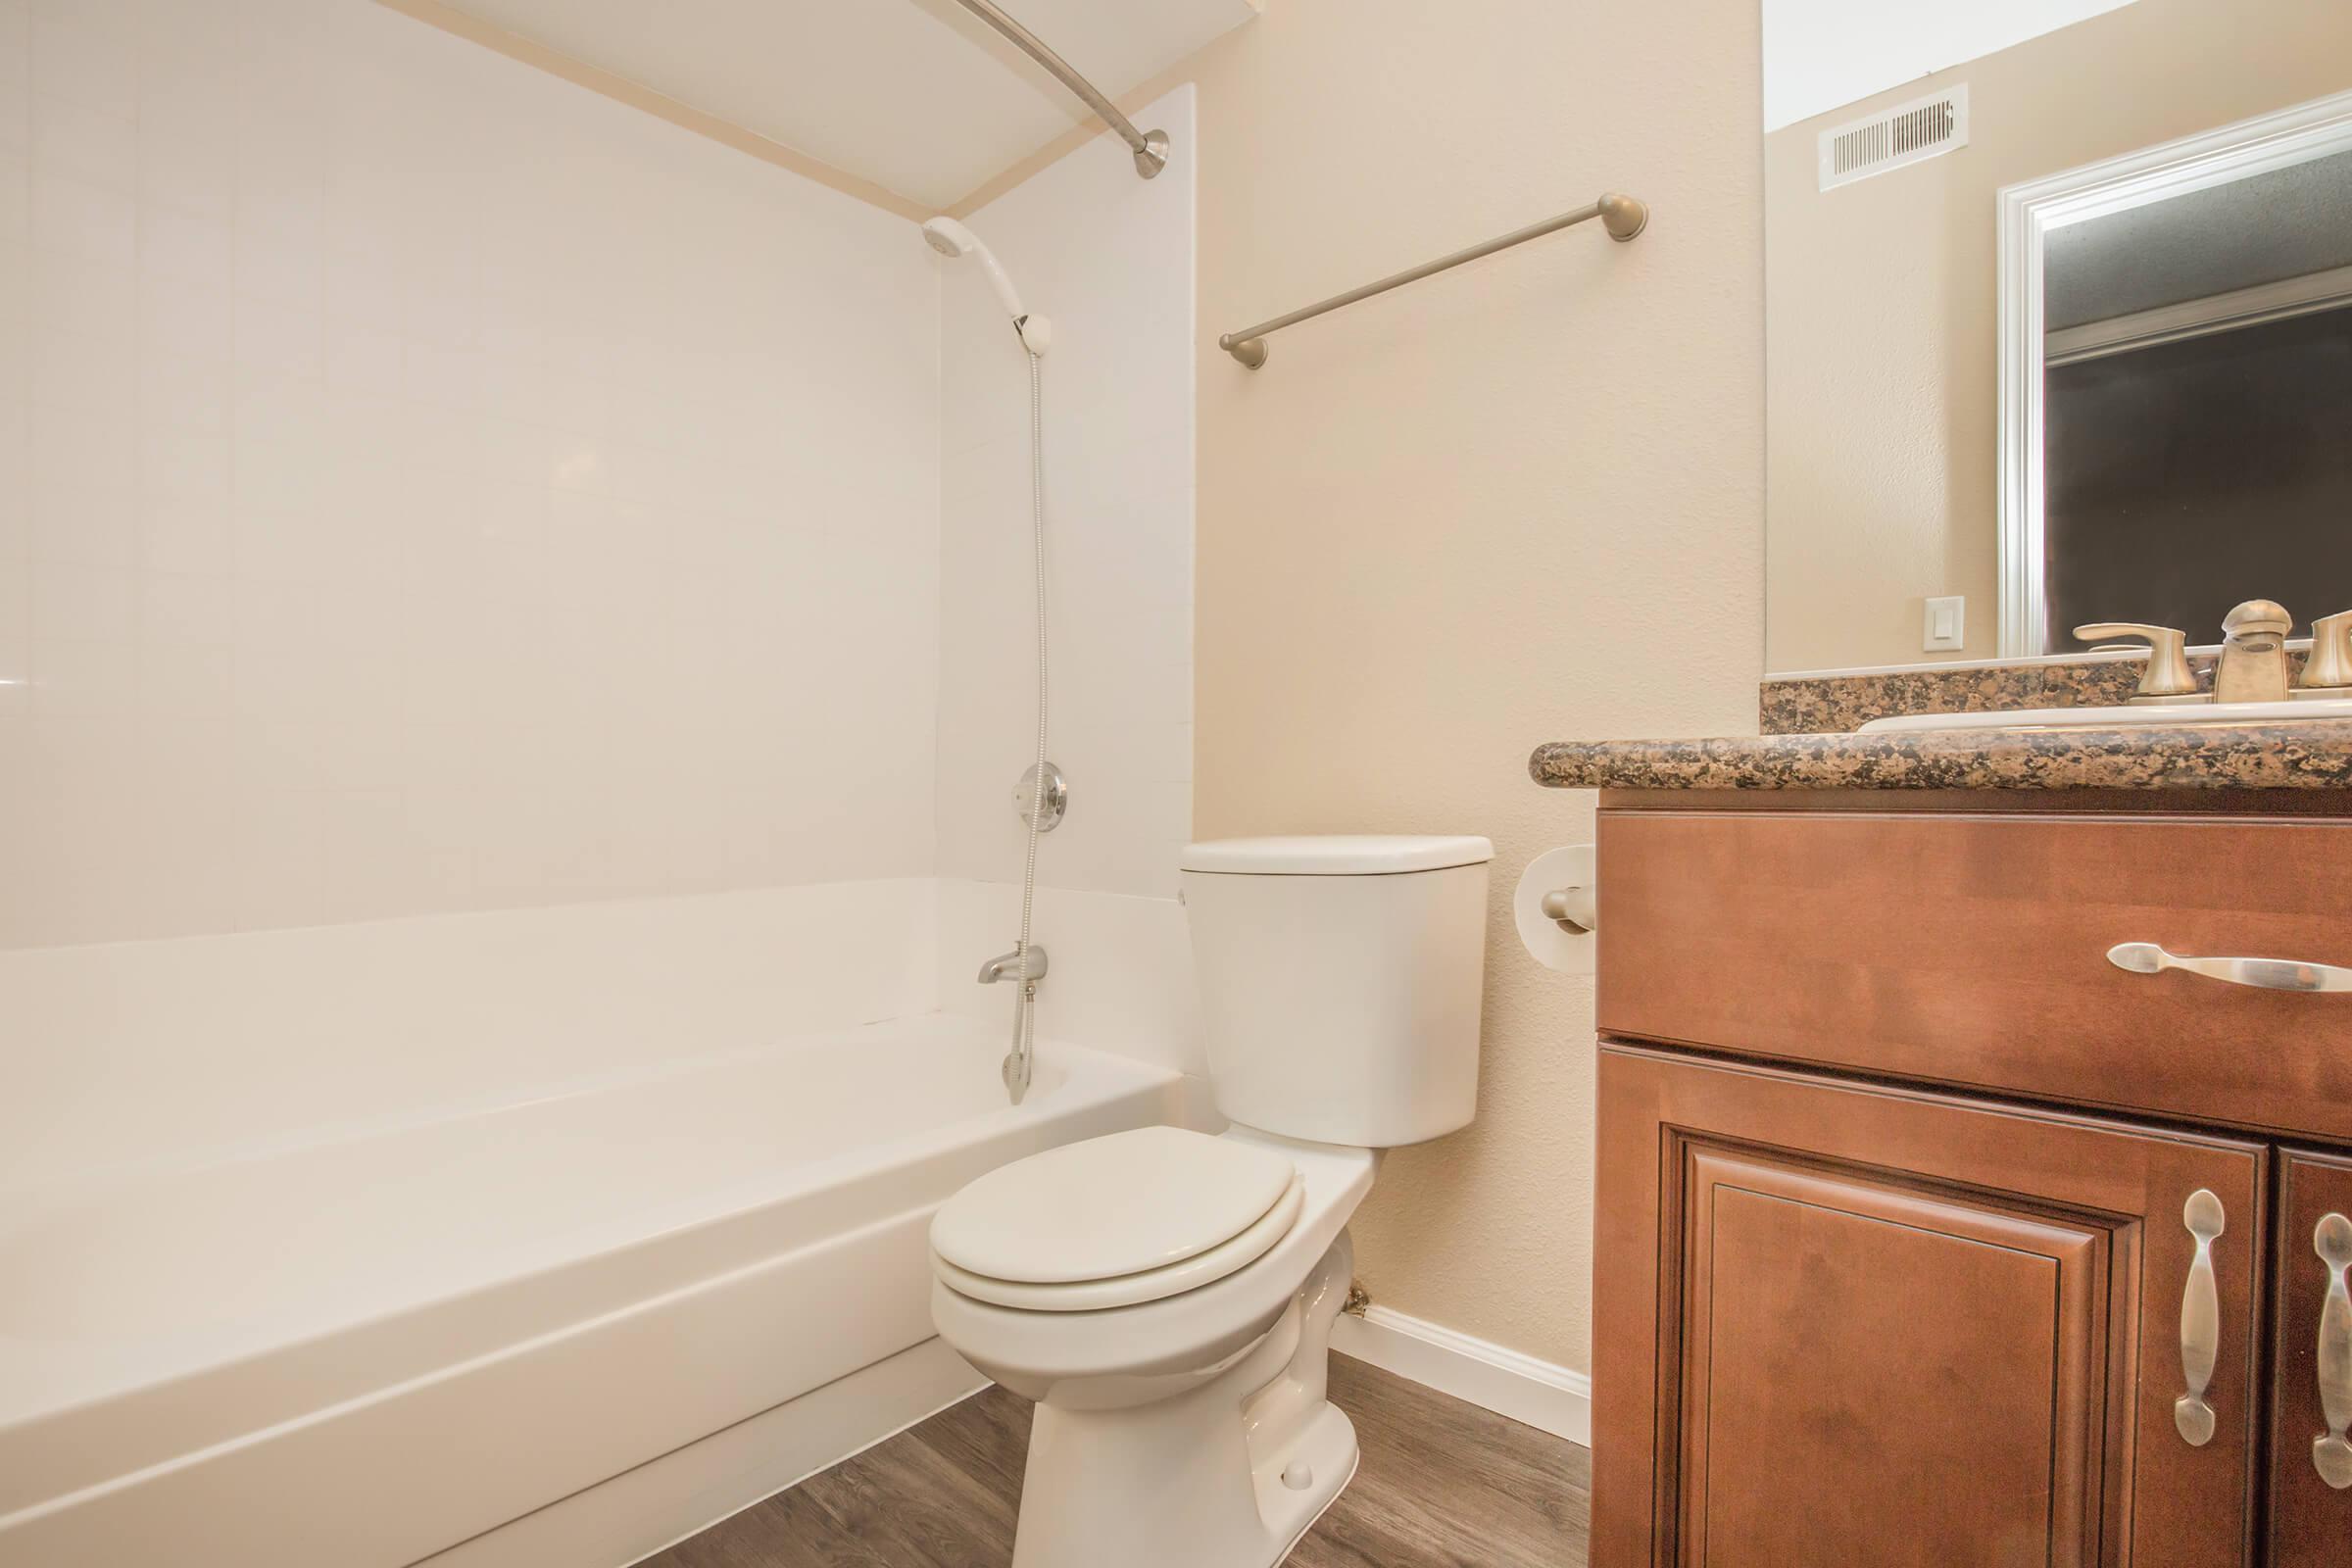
[1592,1045,2266,1568]
[2269,1150,2352,1568]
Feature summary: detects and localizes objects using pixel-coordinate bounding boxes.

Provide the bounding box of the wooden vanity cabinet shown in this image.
[2268,1151,2352,1568]
[1588,794,2352,1568]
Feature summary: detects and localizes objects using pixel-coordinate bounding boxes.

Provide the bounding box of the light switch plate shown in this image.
[1924,595,1965,652]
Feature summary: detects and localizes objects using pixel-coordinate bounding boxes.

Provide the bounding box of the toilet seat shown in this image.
[936,1173,1304,1311]
[930,1126,1304,1312]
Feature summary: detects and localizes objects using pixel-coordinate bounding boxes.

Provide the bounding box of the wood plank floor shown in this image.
[645,1354,1591,1567]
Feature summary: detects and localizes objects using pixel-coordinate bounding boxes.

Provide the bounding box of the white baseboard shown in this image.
[1331,1305,1592,1447]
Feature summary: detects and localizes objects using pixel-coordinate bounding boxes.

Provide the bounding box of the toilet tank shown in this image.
[1180,836,1492,1148]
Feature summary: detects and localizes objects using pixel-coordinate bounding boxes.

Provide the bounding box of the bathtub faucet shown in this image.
[977,946,1048,985]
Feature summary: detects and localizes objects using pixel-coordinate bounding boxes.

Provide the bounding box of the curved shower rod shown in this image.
[949,0,1169,180]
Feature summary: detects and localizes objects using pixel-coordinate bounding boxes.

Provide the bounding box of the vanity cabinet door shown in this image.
[1592,1045,2266,1568]
[2269,1150,2352,1568]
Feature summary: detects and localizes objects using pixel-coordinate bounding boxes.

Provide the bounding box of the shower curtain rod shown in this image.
[949,0,1169,180]
[1218,192,1649,368]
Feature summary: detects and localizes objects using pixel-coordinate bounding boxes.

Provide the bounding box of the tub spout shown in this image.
[978,946,1048,984]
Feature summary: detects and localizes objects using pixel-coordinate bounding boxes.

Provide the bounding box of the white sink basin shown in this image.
[1859,697,2352,735]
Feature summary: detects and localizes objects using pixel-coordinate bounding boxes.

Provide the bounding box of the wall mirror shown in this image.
[1762,0,2352,673]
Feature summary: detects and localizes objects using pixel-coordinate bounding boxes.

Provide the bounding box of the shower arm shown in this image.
[948,0,1169,179]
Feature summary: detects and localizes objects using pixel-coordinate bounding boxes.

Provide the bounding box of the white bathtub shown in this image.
[0,1013,1185,1568]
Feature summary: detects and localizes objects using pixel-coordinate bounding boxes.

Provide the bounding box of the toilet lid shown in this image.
[930,1126,1298,1288]
[934,1174,1305,1311]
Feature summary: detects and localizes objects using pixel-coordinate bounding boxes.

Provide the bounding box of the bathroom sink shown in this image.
[1859,697,2352,735]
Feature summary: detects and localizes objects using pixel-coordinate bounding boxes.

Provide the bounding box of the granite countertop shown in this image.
[1530,718,2352,792]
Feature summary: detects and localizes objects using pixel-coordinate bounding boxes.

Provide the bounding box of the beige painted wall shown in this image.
[1765,0,2352,672]
[1185,0,1764,1372]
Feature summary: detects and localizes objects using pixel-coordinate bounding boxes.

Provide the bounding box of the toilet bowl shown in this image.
[928,835,1492,1568]
[931,1128,1376,1568]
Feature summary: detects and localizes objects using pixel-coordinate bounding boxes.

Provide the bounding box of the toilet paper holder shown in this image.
[1514,846,1598,975]
[1539,884,1596,934]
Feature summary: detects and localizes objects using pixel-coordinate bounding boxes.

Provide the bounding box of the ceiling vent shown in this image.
[1819,85,1970,191]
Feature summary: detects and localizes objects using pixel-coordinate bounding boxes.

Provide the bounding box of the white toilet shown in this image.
[928,835,1493,1568]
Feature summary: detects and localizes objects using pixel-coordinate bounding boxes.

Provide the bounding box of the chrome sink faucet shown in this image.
[2079,600,2352,704]
[2213,600,2294,704]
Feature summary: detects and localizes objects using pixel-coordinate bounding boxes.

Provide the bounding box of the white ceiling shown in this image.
[1761,0,2138,132]
[439,0,1258,211]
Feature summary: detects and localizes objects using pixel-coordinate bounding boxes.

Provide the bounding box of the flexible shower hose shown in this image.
[1004,340,1048,1105]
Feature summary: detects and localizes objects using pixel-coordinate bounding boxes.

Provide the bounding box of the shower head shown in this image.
[922,216,1051,355]
[920,216,1023,318]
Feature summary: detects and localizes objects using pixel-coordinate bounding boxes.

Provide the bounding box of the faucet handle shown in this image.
[2075,622,2199,700]
[2301,610,2352,692]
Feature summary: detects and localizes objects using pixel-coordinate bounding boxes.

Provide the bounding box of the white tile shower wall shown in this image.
[936,877,1204,1079]
[934,87,1197,903]
[0,878,937,1188]
[0,0,942,949]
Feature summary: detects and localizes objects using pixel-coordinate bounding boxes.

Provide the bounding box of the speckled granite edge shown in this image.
[1530,719,2352,792]
[1759,650,2313,735]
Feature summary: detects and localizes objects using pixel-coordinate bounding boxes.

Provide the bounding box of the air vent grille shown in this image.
[1819,86,1970,191]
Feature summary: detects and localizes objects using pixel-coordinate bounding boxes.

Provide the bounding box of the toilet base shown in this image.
[1258,1400,1359,1565]
[1008,1233,1358,1568]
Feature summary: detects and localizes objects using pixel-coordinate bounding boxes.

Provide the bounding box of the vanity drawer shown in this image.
[1596,808,2352,1140]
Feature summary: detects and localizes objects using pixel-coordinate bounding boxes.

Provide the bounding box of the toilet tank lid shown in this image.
[1180,835,1494,876]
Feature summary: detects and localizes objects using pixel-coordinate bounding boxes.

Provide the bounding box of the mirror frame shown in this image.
[1994,86,2352,656]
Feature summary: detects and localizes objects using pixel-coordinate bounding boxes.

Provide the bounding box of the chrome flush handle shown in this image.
[2314,1214,2352,1489]
[2178,1189,2225,1447]
[2110,943,2352,994]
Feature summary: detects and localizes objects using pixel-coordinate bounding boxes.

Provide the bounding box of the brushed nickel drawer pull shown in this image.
[2110,943,2352,994]
[2316,1213,2352,1489]
[2177,1189,2225,1447]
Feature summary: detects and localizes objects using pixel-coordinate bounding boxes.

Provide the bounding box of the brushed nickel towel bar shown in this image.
[948,0,1169,180]
[1218,192,1648,368]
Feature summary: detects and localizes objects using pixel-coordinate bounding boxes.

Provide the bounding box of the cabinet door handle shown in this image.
[2110,942,2352,994]
[2315,1213,2352,1489]
[2177,1189,2225,1446]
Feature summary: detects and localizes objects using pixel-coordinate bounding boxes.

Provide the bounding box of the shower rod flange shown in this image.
[1135,128,1170,181]
[950,0,1170,180]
